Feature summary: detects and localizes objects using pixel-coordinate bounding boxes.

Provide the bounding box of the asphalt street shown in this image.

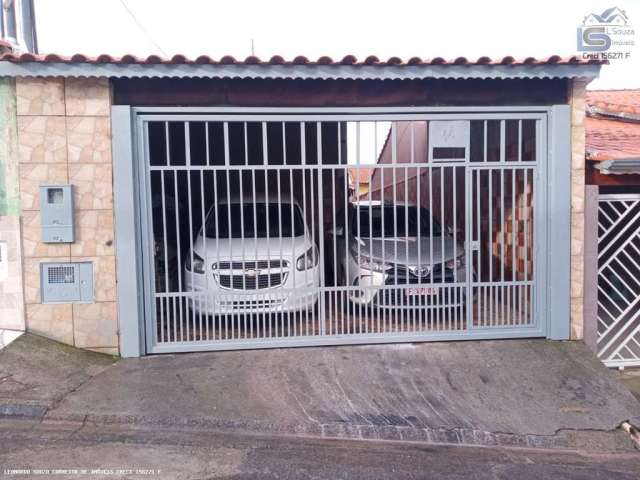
[1,421,639,480]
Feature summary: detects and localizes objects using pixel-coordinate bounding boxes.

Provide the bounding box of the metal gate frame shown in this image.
[112,105,572,357]
[597,193,640,368]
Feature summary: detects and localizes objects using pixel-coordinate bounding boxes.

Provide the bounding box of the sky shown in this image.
[34,0,640,90]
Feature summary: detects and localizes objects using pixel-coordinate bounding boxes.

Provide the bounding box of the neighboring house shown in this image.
[0,0,37,53]
[582,90,640,368]
[0,46,601,357]
[349,167,373,199]
[0,0,35,337]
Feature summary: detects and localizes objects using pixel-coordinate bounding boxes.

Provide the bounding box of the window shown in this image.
[352,205,442,238]
[3,0,17,40]
[205,203,306,239]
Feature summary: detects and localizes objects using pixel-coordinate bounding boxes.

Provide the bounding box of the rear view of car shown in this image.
[185,197,319,315]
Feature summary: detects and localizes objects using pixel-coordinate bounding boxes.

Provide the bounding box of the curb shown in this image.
[18,411,633,453]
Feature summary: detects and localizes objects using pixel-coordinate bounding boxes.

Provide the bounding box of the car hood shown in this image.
[352,236,463,266]
[193,234,312,264]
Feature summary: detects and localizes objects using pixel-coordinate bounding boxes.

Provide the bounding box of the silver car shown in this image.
[335,201,467,308]
[184,195,320,315]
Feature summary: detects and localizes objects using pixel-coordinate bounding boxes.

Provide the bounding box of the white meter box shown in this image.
[40,262,94,303]
[40,185,75,243]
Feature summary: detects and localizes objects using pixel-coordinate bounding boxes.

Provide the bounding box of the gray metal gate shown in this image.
[136,111,547,353]
[597,194,640,368]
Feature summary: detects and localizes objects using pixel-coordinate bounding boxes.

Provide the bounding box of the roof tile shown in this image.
[0,52,605,66]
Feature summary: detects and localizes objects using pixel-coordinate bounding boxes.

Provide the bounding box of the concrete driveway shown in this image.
[1,334,639,452]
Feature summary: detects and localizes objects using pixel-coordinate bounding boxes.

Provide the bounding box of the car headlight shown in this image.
[445,254,464,270]
[356,253,390,273]
[185,252,205,274]
[296,246,318,271]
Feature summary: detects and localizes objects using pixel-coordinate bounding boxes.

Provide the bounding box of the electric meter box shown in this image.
[40,262,94,304]
[40,185,75,243]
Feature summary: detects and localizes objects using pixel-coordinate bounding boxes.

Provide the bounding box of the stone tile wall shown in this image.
[16,77,118,355]
[570,79,587,340]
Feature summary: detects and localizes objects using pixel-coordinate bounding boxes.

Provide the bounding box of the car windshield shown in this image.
[204,203,305,238]
[351,205,441,238]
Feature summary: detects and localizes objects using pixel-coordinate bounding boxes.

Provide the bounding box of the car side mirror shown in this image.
[446,225,462,236]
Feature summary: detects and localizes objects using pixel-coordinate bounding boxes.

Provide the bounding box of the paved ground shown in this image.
[0,329,22,350]
[1,420,640,479]
[617,368,640,402]
[1,334,639,452]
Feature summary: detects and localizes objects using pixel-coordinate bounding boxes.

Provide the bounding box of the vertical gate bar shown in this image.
[317,122,326,336]
[338,124,345,335]
[240,123,249,339]
[309,161,316,335]
[342,143,348,335]
[476,169,481,329]
[512,168,516,324]
[428,164,434,330]
[404,164,410,331]
[500,168,505,325]
[300,122,309,336]
[211,123,222,341]
[275,126,283,339]
[224,121,233,340]
[203,123,211,341]
[290,166,297,338]
[164,123,177,342]
[373,122,380,333]
[248,123,258,339]
[440,165,447,330]
[488,169,493,326]
[483,121,488,328]
[391,123,398,332]
[452,165,457,329]
[514,120,527,324]
[500,120,506,326]
[518,120,523,163]
[331,166,337,336]
[517,122,523,324]
[500,120,506,162]
[160,169,169,343]
[284,122,293,338]
[171,155,184,340]
[199,167,206,340]
[185,122,194,341]
[464,156,472,331]
[414,123,420,332]
[329,125,337,336]
[261,121,272,338]
[355,122,362,333]
[524,168,529,325]
[380,128,386,332]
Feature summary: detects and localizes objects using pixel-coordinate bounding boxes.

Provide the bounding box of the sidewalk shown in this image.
[1,334,639,452]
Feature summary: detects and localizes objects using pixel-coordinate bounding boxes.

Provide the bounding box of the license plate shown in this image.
[405,287,439,296]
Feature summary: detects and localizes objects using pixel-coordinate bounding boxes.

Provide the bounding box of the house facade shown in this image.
[0,52,599,357]
[582,89,640,368]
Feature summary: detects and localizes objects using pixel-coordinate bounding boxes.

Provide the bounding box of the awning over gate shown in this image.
[0,53,602,80]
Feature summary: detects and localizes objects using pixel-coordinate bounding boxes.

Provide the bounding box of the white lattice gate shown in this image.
[597,194,640,368]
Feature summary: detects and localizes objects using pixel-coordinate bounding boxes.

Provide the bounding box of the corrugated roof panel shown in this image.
[0,53,603,80]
